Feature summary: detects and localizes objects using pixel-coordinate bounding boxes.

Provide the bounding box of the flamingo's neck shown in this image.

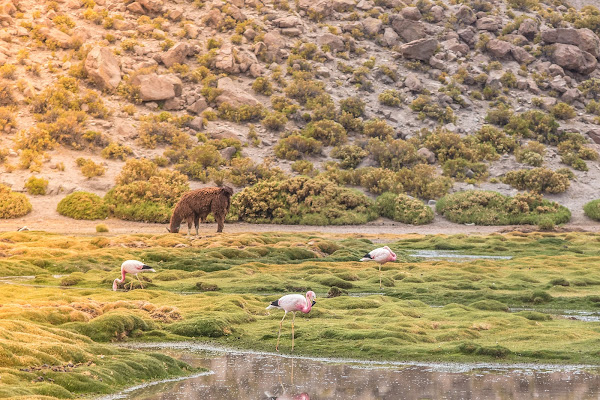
[302,297,313,313]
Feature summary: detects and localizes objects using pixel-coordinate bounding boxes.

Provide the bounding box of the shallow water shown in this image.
[408,250,513,261]
[104,343,600,400]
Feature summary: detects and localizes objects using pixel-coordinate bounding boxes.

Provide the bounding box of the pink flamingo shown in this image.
[266,291,316,352]
[112,260,156,291]
[360,246,397,289]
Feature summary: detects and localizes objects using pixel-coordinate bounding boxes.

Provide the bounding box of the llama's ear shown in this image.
[166,227,170,233]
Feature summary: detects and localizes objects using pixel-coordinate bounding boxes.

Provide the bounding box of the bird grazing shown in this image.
[266,291,316,352]
[112,260,156,291]
[360,246,397,289]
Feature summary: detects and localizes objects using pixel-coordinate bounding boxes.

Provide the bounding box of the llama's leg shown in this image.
[194,214,200,236]
[215,213,225,233]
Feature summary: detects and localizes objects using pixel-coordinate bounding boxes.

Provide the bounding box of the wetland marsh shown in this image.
[1,230,600,398]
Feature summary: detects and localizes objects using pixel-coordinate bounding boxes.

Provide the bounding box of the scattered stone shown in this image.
[417,147,436,164]
[390,16,426,42]
[84,46,121,91]
[215,77,260,107]
[131,73,181,101]
[401,7,421,21]
[161,42,189,68]
[549,43,597,75]
[476,17,498,32]
[400,38,438,61]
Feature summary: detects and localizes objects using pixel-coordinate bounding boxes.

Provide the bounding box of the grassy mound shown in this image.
[376,192,434,225]
[57,192,109,220]
[232,176,377,225]
[0,184,32,219]
[436,190,571,225]
[584,199,600,221]
[104,159,189,223]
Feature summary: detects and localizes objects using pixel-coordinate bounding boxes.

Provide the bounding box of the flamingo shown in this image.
[360,246,397,289]
[266,291,316,352]
[112,260,156,291]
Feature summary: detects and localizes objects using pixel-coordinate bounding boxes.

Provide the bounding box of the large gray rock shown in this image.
[587,129,600,145]
[476,17,498,32]
[317,33,345,52]
[400,38,438,61]
[542,28,600,59]
[382,27,399,47]
[84,46,121,90]
[131,73,181,101]
[550,43,597,75]
[404,73,423,92]
[518,19,538,39]
[442,38,469,56]
[362,17,382,37]
[401,6,421,21]
[215,77,260,107]
[390,16,426,42]
[487,39,512,58]
[455,5,476,25]
[511,46,535,64]
[161,42,190,68]
[263,31,287,62]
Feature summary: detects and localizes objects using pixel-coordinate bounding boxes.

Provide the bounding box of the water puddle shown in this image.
[408,250,513,261]
[510,307,600,322]
[103,343,600,400]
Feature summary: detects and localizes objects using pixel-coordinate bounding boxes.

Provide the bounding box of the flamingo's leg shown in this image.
[379,264,382,290]
[276,311,287,352]
[291,312,296,352]
[136,273,144,289]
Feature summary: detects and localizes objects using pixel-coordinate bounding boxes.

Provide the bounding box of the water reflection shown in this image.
[113,347,600,400]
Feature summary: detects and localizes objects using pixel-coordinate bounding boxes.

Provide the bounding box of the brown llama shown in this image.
[168,186,233,235]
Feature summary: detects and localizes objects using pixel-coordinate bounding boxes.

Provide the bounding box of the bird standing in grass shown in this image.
[112,260,155,291]
[360,246,397,289]
[266,291,316,352]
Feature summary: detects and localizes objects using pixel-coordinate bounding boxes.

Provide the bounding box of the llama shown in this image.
[168,186,233,235]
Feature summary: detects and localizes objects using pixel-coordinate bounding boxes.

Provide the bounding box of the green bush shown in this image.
[303,120,347,146]
[503,168,570,193]
[378,89,402,107]
[504,110,561,144]
[0,184,32,218]
[584,199,600,221]
[363,119,395,140]
[436,190,571,225]
[331,145,367,169]
[218,102,264,123]
[261,111,288,131]
[376,192,434,225]
[551,102,576,120]
[75,158,106,178]
[57,192,109,220]
[25,176,48,195]
[104,159,189,223]
[233,176,377,225]
[96,223,109,232]
[274,134,322,160]
[515,141,545,167]
[410,95,456,123]
[339,96,365,117]
[101,142,133,160]
[367,138,419,170]
[252,77,273,95]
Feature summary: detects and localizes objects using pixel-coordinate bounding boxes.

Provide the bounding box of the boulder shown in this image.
[382,27,399,47]
[131,73,181,101]
[587,129,600,145]
[263,31,287,62]
[215,43,236,73]
[390,16,426,42]
[39,27,72,48]
[138,0,163,13]
[430,5,445,22]
[220,146,238,161]
[417,147,436,164]
[401,6,421,21]
[561,88,581,103]
[215,77,260,107]
[542,28,600,59]
[362,17,382,37]
[273,16,302,28]
[187,97,208,115]
[476,17,498,32]
[84,46,121,90]
[455,5,476,25]
[400,38,438,61]
[486,39,512,58]
[161,42,189,68]
[511,46,535,64]
[550,43,597,75]
[442,38,469,56]
[317,33,345,52]
[518,19,538,39]
[458,26,477,46]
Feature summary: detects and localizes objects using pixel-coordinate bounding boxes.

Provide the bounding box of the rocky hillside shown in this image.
[2,0,600,225]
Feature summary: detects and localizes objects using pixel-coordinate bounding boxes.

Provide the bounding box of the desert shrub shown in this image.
[442,158,488,181]
[0,106,16,132]
[551,102,576,120]
[226,158,285,186]
[138,114,186,148]
[367,138,419,170]
[75,158,106,178]
[303,120,347,146]
[173,144,223,181]
[233,176,377,225]
[378,89,402,107]
[251,77,272,95]
[376,193,434,225]
[507,0,539,11]
[474,125,516,154]
[261,111,288,131]
[57,192,108,220]
[436,190,571,225]
[104,159,189,223]
[579,78,600,99]
[271,95,300,115]
[274,134,322,160]
[101,142,133,160]
[331,144,368,169]
[485,105,513,126]
[291,160,315,176]
[410,95,456,123]
[363,119,395,140]
[504,110,561,144]
[0,184,32,218]
[584,199,600,221]
[285,74,326,105]
[515,141,545,166]
[25,176,48,195]
[96,223,109,232]
[218,102,264,123]
[339,96,365,117]
[503,168,571,193]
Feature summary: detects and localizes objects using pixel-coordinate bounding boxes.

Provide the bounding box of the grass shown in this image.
[2,231,600,398]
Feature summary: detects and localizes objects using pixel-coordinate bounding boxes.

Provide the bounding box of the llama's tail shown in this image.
[221,186,233,196]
